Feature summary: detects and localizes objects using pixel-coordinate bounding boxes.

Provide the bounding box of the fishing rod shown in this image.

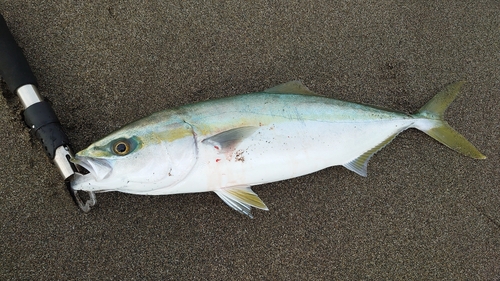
[0,14,95,211]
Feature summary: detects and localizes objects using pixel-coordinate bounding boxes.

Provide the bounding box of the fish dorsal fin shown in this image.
[343,132,402,177]
[214,185,268,218]
[202,126,259,153]
[264,81,320,96]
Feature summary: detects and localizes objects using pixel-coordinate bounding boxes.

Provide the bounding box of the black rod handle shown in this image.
[0,13,75,180]
[0,14,37,92]
[0,13,93,211]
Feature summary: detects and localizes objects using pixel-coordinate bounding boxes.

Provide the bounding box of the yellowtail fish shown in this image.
[71,81,485,217]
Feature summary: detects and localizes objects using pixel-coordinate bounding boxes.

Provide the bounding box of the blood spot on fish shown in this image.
[216,158,221,162]
[214,145,220,150]
[235,149,245,162]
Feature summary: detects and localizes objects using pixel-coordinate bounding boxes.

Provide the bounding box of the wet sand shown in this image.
[1,1,499,279]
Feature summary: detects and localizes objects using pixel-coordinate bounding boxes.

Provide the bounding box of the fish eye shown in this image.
[112,140,131,156]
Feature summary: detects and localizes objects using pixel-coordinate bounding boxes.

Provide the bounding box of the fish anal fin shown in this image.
[343,132,401,177]
[202,126,258,154]
[264,81,320,96]
[214,185,268,218]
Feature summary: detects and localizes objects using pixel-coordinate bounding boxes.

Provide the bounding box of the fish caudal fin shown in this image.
[413,81,486,159]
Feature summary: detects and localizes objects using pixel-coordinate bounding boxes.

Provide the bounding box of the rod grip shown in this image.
[23,101,70,159]
[0,14,37,92]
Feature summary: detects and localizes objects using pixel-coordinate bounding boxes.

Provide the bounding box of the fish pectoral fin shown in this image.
[264,81,321,96]
[343,132,401,177]
[214,185,268,218]
[202,126,258,154]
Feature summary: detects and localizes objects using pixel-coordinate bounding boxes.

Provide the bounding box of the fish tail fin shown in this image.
[412,81,486,159]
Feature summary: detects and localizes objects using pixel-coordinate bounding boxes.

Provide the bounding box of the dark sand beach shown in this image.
[1,1,499,279]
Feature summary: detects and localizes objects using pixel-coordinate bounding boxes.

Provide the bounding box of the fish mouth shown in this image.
[71,156,113,181]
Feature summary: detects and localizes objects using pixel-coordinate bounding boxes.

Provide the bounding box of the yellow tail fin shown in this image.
[413,81,486,159]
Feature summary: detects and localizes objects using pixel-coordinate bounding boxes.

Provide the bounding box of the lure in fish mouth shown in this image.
[70,81,485,217]
[72,156,113,181]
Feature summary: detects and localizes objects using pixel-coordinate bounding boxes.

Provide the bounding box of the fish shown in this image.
[70,81,486,217]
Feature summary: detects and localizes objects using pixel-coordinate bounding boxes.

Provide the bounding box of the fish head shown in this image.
[70,119,198,193]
